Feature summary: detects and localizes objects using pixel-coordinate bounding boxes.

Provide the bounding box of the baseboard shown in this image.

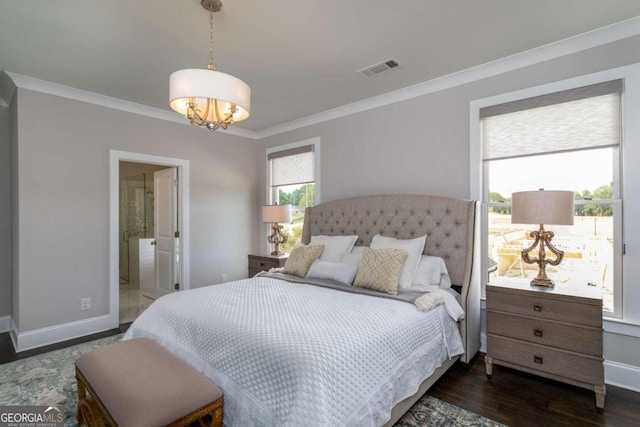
[0,315,9,333]
[604,360,640,393]
[480,332,487,353]
[12,314,115,352]
[9,317,18,351]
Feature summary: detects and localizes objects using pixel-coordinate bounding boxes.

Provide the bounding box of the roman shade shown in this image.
[481,79,622,161]
[269,144,315,187]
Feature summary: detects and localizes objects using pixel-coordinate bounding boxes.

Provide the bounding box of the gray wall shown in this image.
[10,95,19,330]
[0,105,10,319]
[13,88,259,332]
[258,35,640,369]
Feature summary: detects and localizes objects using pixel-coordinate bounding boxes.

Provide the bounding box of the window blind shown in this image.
[481,80,622,161]
[269,144,315,187]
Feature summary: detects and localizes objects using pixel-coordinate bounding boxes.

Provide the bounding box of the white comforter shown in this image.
[123,277,464,427]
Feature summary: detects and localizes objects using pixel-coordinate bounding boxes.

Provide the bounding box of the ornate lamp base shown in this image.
[521,224,564,288]
[530,277,555,288]
[267,222,288,256]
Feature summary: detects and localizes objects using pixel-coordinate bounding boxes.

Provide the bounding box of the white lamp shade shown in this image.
[169,69,251,122]
[262,205,292,223]
[511,190,575,225]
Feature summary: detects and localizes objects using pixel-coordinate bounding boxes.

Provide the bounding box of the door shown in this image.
[154,168,179,294]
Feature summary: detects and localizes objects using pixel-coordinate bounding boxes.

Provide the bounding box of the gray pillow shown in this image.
[306,260,358,285]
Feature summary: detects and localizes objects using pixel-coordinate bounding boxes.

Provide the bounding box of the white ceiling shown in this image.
[1,0,640,132]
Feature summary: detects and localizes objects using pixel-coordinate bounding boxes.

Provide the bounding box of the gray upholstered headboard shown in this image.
[301,194,480,363]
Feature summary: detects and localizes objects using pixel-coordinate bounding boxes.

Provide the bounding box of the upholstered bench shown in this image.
[75,338,223,427]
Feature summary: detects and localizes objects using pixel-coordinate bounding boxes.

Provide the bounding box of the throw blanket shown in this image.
[413,286,466,321]
[124,277,464,426]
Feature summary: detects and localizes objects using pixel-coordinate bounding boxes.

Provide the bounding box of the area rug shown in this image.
[0,335,504,426]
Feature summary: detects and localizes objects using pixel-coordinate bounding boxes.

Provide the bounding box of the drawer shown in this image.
[248,257,280,270]
[487,311,602,357]
[486,289,601,327]
[487,335,603,386]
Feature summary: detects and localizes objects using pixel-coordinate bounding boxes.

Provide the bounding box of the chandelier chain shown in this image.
[208,4,216,70]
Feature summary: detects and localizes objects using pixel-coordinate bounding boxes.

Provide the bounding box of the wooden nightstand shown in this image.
[248,253,288,277]
[485,280,605,409]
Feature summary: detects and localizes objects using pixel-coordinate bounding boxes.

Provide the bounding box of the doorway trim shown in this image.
[109,150,190,327]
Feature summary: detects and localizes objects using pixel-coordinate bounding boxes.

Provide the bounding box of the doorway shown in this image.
[119,162,169,323]
[109,150,190,328]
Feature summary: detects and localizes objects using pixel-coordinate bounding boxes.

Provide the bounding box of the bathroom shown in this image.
[119,162,170,323]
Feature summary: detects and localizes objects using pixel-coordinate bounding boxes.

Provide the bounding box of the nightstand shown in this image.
[485,280,605,409]
[248,253,288,277]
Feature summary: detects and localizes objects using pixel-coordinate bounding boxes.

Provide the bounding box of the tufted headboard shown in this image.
[301,194,479,363]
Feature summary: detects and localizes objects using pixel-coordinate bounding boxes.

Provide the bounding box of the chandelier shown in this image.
[169,0,251,131]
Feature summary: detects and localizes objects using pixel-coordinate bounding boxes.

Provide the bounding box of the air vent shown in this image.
[357,58,402,78]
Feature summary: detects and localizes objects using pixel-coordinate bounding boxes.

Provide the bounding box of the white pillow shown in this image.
[306,259,359,285]
[370,234,427,288]
[342,246,365,266]
[309,235,358,262]
[411,255,452,290]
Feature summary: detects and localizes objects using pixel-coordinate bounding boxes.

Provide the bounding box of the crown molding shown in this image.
[4,72,257,139]
[256,15,640,139]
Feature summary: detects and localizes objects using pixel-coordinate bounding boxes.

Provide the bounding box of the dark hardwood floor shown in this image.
[1,332,639,426]
[0,323,129,365]
[427,354,640,426]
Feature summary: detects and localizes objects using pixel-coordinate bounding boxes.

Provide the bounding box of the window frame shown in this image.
[265,137,321,252]
[470,63,640,324]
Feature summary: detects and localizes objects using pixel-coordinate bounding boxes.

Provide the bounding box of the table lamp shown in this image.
[262,204,292,256]
[511,189,575,287]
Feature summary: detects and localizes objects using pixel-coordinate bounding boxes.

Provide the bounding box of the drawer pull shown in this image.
[533,303,542,312]
[260,262,265,267]
[534,328,543,337]
[534,355,544,364]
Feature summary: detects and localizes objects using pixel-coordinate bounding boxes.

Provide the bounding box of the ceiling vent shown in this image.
[357,58,402,78]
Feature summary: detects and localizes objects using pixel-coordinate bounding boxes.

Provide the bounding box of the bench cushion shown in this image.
[76,338,222,426]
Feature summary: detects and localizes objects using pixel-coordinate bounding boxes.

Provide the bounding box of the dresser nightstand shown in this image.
[248,253,288,277]
[485,280,605,409]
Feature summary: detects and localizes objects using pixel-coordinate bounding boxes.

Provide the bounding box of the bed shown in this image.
[123,194,480,426]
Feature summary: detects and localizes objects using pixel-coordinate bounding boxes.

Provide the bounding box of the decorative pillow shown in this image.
[353,248,407,295]
[370,234,427,289]
[282,245,324,278]
[306,260,359,285]
[411,255,453,289]
[309,235,359,262]
[342,246,365,266]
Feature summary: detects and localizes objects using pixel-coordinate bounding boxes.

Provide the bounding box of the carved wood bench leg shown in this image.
[211,399,223,427]
[76,372,86,424]
[76,369,106,427]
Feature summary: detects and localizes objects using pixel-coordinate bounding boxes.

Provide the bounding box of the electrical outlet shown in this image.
[221,273,228,283]
[80,297,91,311]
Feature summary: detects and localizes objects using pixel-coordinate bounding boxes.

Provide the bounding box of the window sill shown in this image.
[603,318,640,338]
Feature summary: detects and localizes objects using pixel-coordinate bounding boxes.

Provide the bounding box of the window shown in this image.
[267,139,320,253]
[479,80,622,315]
